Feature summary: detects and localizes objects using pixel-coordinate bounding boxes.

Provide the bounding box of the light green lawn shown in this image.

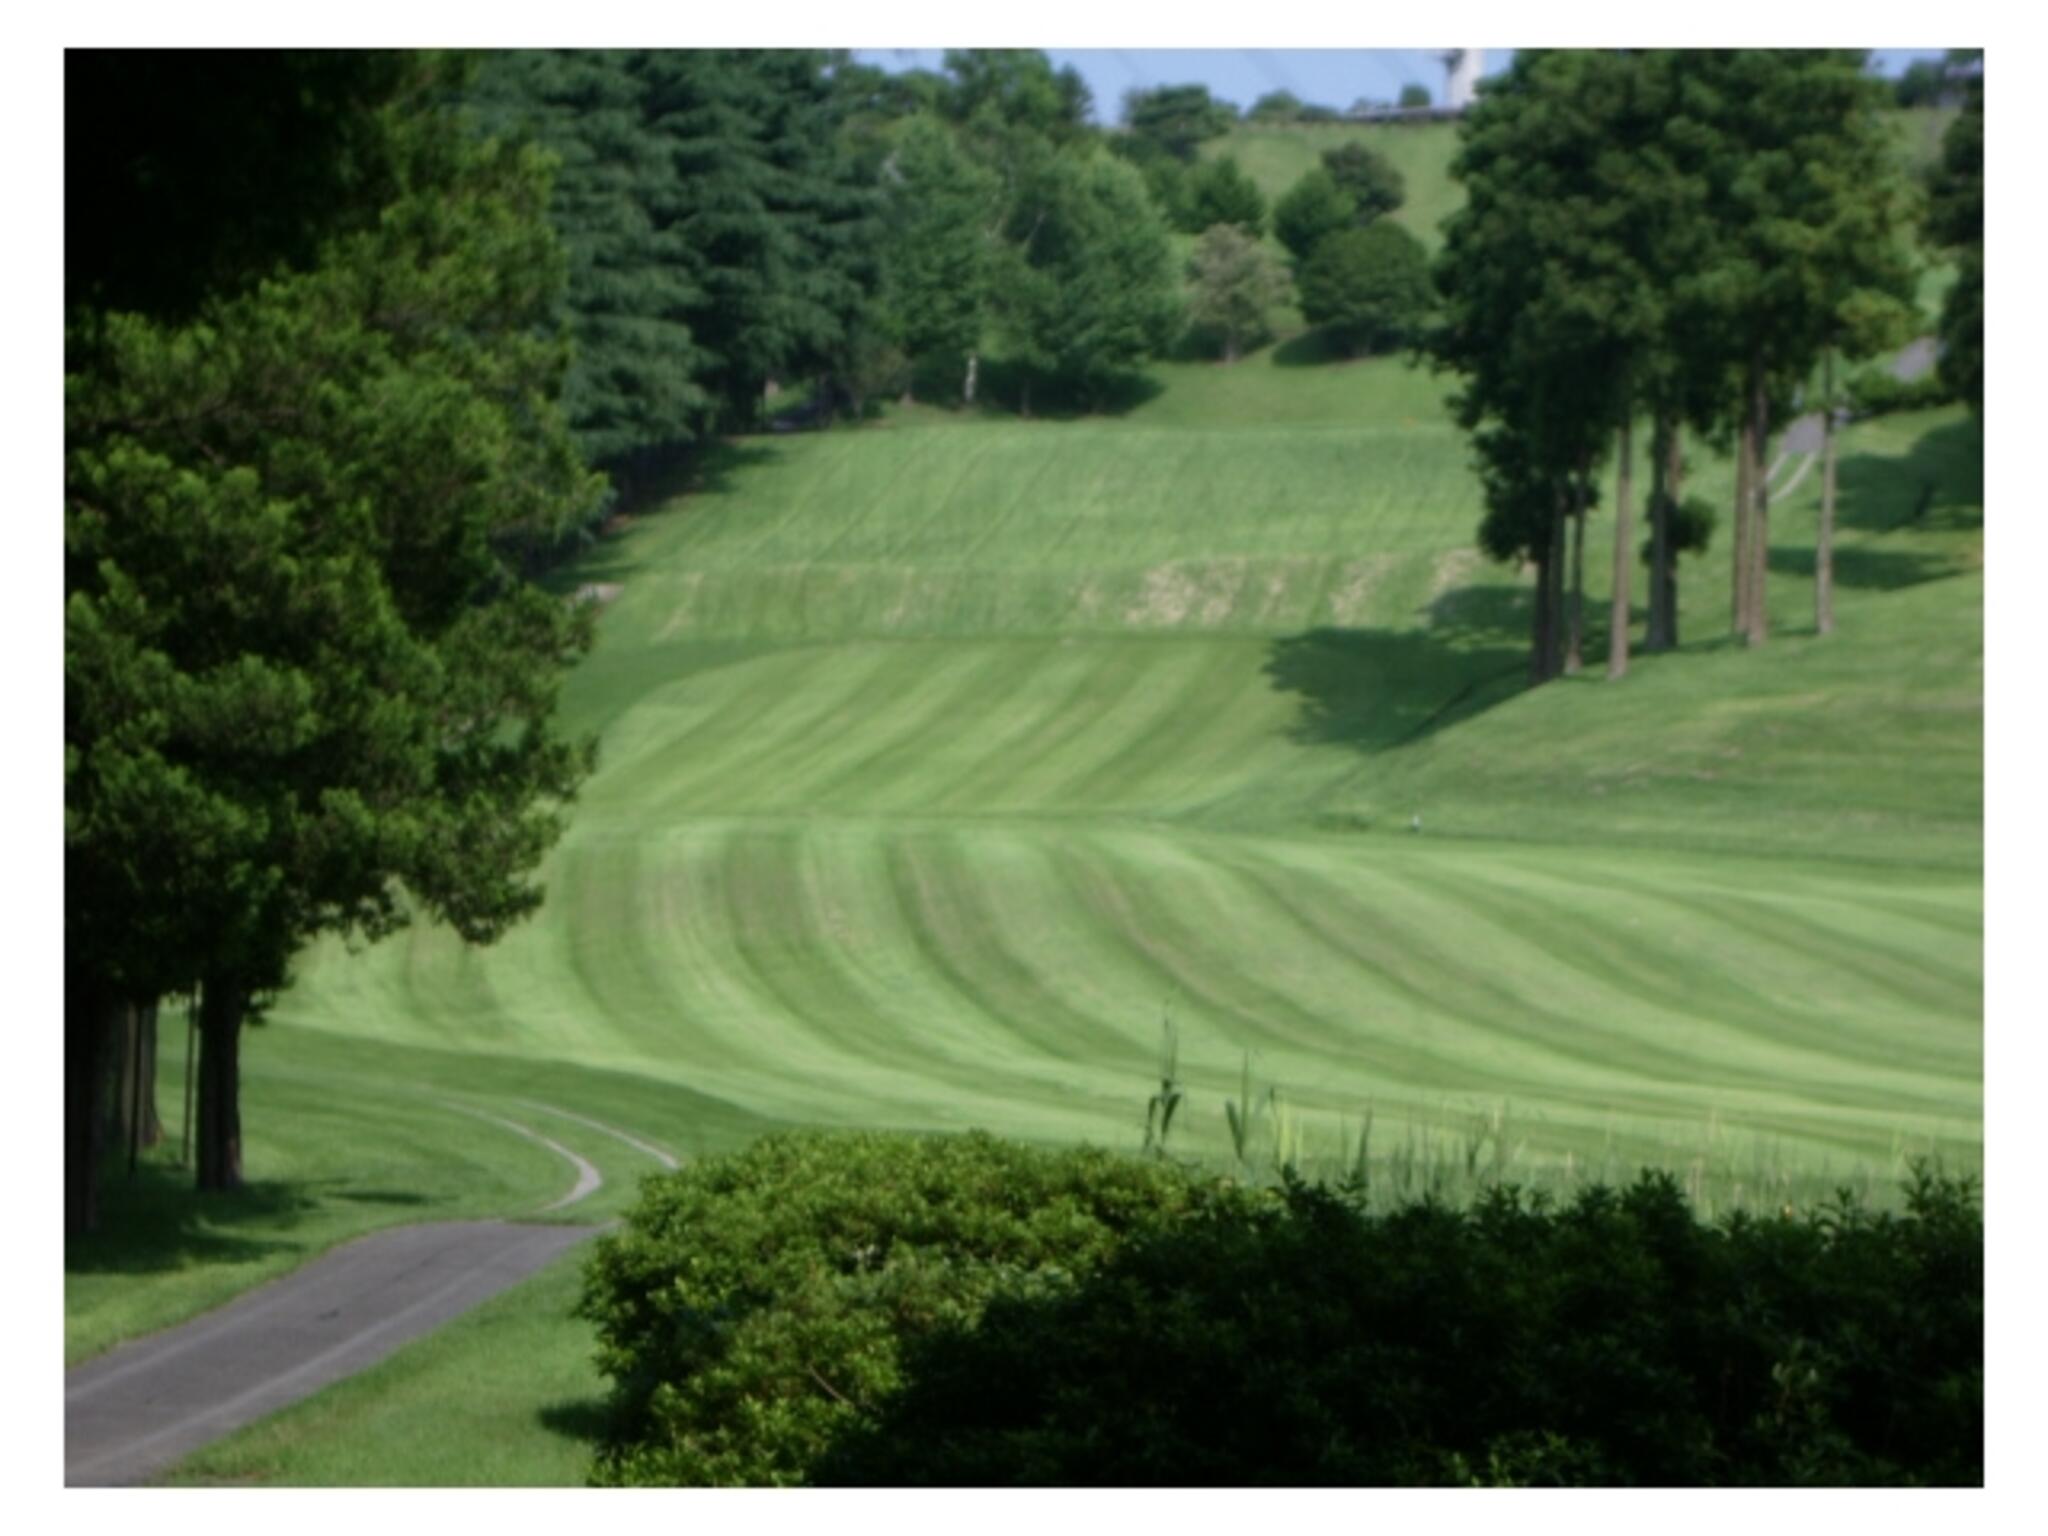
[156,357,1981,1483]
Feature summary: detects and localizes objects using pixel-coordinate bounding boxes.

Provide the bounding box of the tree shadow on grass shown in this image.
[536,1394,618,1448]
[1768,543,1969,591]
[67,1161,315,1275]
[1263,582,1532,756]
[535,441,783,599]
[965,357,1166,420]
[1832,417,1983,537]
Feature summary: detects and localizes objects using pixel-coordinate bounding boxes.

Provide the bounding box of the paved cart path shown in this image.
[65,1100,676,1487]
[66,1219,602,1486]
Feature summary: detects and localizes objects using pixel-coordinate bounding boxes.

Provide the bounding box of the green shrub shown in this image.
[1846,367,1956,417]
[1182,156,1266,237]
[577,1130,1259,1486]
[1272,167,1356,264]
[581,1134,1982,1486]
[1297,223,1434,355]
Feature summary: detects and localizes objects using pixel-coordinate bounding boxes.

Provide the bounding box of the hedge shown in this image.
[578,1131,1981,1486]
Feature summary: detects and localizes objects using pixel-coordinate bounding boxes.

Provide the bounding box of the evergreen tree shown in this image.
[1661,50,1916,647]
[1927,74,1984,414]
[1121,83,1235,163]
[467,50,711,481]
[66,56,604,1219]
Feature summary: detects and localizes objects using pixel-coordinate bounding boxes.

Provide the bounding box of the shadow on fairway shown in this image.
[1768,542,1969,591]
[965,357,1166,420]
[537,441,784,598]
[536,1394,617,1449]
[1832,417,1983,537]
[67,1162,314,1275]
[1264,583,1531,755]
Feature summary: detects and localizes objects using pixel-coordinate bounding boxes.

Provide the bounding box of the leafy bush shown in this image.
[1320,141,1405,221]
[1297,223,1434,355]
[1272,167,1356,264]
[1184,224,1292,362]
[1182,156,1266,237]
[1846,367,1956,418]
[578,1131,1257,1485]
[1641,495,1718,563]
[581,1134,1982,1486]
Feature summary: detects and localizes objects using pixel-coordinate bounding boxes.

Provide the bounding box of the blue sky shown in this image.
[851,48,1953,121]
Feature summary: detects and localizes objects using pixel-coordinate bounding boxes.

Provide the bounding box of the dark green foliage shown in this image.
[940,49,1093,147]
[1927,81,1984,413]
[1399,83,1432,109]
[467,50,881,459]
[1272,167,1356,263]
[1937,262,1983,413]
[581,1133,1982,1486]
[1320,140,1405,221]
[1894,60,1950,109]
[66,57,604,1208]
[1120,83,1235,163]
[465,50,711,472]
[1183,156,1265,236]
[1643,497,1718,562]
[876,115,1001,400]
[1297,223,1433,355]
[1845,367,1957,418]
[66,50,423,320]
[990,151,1180,409]
[579,1131,1247,1486]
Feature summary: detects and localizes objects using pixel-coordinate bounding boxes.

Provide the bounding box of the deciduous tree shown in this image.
[1185,224,1291,362]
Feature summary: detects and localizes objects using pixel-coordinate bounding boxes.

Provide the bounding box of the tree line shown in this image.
[1424,48,1983,686]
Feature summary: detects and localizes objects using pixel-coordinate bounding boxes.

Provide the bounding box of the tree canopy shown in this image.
[66,51,604,1218]
[1298,223,1432,356]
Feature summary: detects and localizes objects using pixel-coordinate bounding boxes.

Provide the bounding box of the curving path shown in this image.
[65,1102,669,1487]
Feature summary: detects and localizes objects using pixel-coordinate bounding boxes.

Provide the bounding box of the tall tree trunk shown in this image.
[196,977,246,1192]
[963,352,978,405]
[1665,424,1684,649]
[1564,469,1588,675]
[1747,362,1771,647]
[1608,414,1634,680]
[1646,415,1674,652]
[1545,499,1568,681]
[1528,547,1551,686]
[66,969,120,1234]
[107,999,166,1170]
[1817,348,1838,636]
[1732,405,1754,637]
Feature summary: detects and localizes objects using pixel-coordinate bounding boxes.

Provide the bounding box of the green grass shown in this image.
[166,1246,605,1486]
[259,363,1980,1186]
[80,325,1976,1485]
[1203,120,1464,250]
[67,1021,775,1364]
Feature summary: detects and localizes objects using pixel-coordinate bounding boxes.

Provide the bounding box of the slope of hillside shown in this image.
[261,349,1980,1188]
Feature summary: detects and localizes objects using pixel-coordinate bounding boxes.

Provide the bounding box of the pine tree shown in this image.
[66,57,605,1216]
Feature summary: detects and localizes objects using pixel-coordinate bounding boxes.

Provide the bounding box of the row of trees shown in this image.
[66,52,606,1230]
[1426,49,1974,686]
